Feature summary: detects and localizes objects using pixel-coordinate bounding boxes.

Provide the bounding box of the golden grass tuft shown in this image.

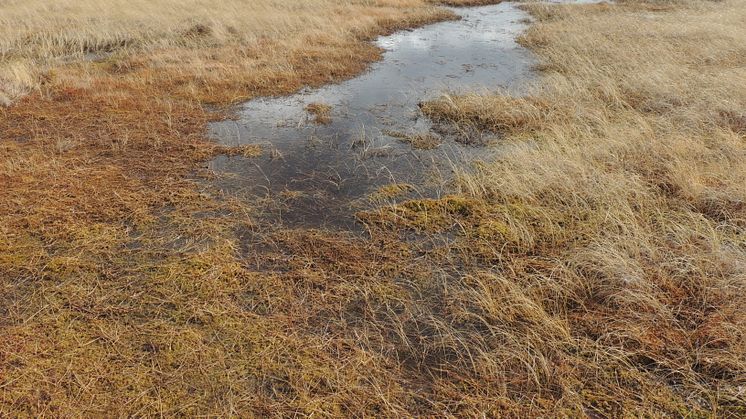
[305,102,333,125]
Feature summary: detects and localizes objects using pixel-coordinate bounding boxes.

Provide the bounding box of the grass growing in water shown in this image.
[384,129,442,149]
[306,102,333,125]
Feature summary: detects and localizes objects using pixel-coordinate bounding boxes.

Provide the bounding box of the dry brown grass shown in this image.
[413,0,746,415]
[2,0,746,416]
[0,0,463,105]
[384,129,443,149]
[306,102,333,125]
[0,0,505,415]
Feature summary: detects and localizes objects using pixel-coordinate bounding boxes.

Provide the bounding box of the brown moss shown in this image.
[369,183,414,201]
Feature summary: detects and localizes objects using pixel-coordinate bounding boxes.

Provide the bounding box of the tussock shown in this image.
[306,102,333,125]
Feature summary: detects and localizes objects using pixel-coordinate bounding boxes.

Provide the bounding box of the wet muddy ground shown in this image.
[207,3,536,229]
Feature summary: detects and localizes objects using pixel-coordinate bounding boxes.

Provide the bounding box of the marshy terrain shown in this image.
[1,0,745,417]
[208,1,535,229]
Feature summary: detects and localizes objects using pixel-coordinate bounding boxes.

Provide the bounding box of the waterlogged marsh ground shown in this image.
[208,3,536,228]
[3,0,745,415]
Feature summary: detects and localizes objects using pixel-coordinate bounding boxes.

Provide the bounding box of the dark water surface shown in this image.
[207,3,536,228]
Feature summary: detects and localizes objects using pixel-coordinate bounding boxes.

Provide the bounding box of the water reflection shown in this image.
[208,3,536,228]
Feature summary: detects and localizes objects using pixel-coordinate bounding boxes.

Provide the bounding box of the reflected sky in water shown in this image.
[207,3,536,228]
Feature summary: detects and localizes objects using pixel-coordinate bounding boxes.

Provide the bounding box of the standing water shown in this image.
[207,3,536,229]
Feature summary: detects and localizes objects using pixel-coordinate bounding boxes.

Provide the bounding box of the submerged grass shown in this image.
[384,129,443,149]
[2,0,746,416]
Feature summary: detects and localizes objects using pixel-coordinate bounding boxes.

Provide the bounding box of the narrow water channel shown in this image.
[207,2,536,229]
